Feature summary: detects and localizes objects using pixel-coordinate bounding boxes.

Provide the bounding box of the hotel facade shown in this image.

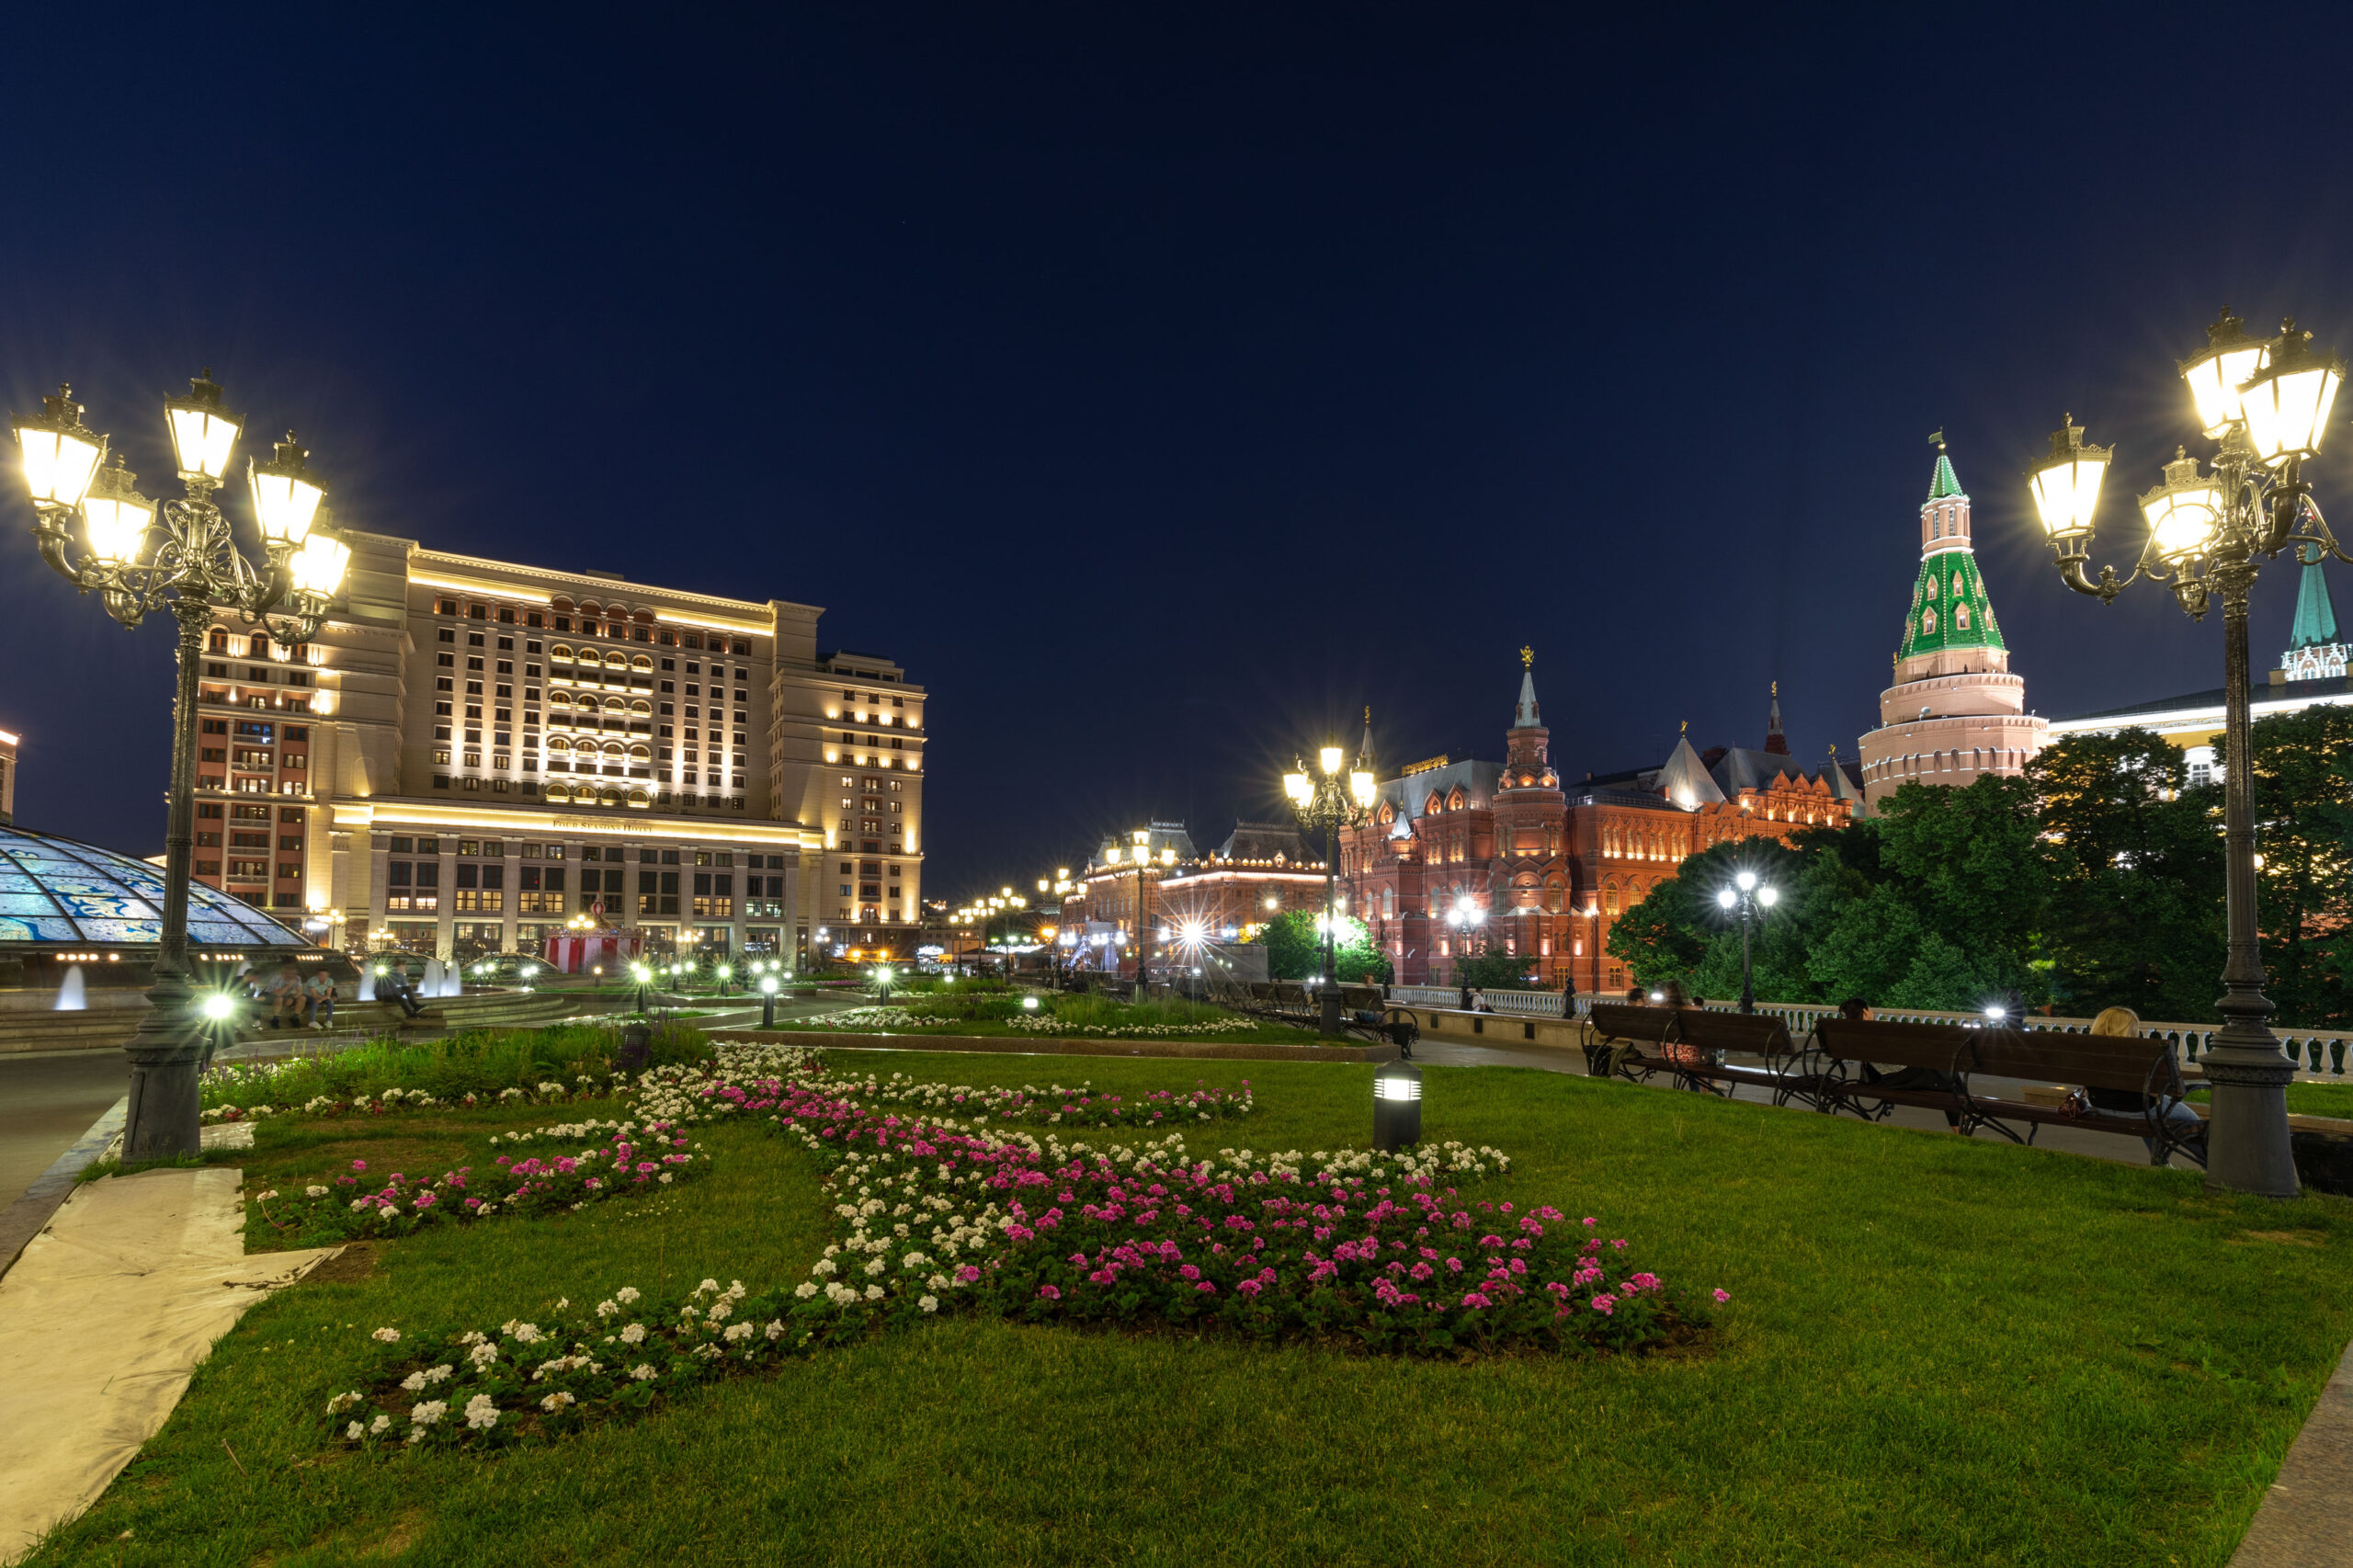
[190,528,925,964]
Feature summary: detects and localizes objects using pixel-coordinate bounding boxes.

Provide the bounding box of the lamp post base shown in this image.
[1320,990,1343,1036]
[120,968,205,1164]
[2202,1039,2302,1198]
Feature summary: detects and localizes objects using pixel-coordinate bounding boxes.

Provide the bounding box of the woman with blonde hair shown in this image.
[2086,1006,2201,1161]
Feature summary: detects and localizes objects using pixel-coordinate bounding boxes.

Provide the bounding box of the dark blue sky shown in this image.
[7,4,2351,896]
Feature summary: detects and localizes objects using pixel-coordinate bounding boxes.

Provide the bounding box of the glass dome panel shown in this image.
[0,824,309,949]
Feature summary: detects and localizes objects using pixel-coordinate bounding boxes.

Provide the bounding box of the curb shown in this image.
[2232,1337,2353,1566]
[719,1029,1401,1063]
[0,1095,127,1285]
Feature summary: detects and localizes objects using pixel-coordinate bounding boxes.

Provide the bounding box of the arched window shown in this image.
[1449,787,1466,811]
[628,744,652,761]
[1603,881,1620,915]
[631,653,654,672]
[1382,887,1395,918]
[1544,876,1565,913]
[248,633,269,658]
[1922,608,1937,635]
[1425,792,1444,816]
[549,644,573,663]
[1956,602,1972,630]
[630,699,653,717]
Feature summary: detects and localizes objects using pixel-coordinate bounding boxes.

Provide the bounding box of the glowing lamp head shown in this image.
[1159,847,1175,866]
[1349,769,1376,809]
[2139,447,2224,563]
[1375,1071,1422,1103]
[164,369,244,481]
[1984,1004,2007,1021]
[201,993,235,1020]
[1037,879,1049,892]
[2029,415,2110,543]
[289,532,350,598]
[1319,744,1344,776]
[716,964,732,979]
[2179,307,2271,438]
[13,384,106,508]
[1021,994,1040,1010]
[2235,319,2343,468]
[248,430,326,546]
[1734,869,1757,892]
[80,454,154,566]
[1716,887,1737,909]
[1283,768,1311,804]
[1649,990,1665,1003]
[761,977,778,994]
[877,965,893,984]
[1757,886,1779,907]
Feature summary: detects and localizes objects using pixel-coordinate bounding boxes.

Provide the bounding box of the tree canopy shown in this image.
[1257,909,1392,984]
[1600,727,2311,1022]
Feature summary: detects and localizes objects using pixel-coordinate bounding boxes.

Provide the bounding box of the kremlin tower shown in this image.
[1856,439,2048,811]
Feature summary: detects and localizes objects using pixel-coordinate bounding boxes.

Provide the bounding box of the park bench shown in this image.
[1585,1004,1817,1103]
[1812,1018,1973,1125]
[1957,1027,2207,1168]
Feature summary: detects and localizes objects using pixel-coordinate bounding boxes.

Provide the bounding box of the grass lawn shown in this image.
[2186,1081,2353,1119]
[25,1051,2353,1566]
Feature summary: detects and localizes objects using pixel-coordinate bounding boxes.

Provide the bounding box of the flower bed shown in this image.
[203,1077,613,1125]
[331,1063,1720,1452]
[799,1005,1272,1040]
[251,1121,707,1243]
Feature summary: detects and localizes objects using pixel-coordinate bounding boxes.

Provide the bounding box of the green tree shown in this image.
[1257,909,1392,983]
[2251,706,2353,1028]
[1607,837,1818,1002]
[1807,774,2050,1009]
[1454,941,1539,991]
[2028,728,2224,1021]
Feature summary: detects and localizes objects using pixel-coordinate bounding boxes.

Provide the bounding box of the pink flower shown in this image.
[1037,1285,1060,1301]
[1590,1293,1616,1315]
[351,1160,368,1173]
[1177,1264,1201,1280]
[1712,1288,1731,1303]
[1461,1292,1491,1309]
[1581,1216,1597,1227]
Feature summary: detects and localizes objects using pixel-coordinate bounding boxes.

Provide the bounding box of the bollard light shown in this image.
[1372,1059,1423,1153]
[201,993,235,1021]
[1022,994,1040,1011]
[760,974,779,1029]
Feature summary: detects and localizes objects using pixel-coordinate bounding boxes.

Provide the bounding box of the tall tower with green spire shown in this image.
[2281,543,2347,681]
[1855,437,2049,812]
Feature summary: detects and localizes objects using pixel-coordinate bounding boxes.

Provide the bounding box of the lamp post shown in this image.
[13,375,348,1163]
[1284,737,1377,1034]
[1712,869,1779,1015]
[760,974,778,1028]
[2024,306,2348,1197]
[1584,902,1602,1001]
[1445,896,1489,991]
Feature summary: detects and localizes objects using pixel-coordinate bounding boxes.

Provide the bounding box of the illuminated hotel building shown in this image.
[189,528,924,961]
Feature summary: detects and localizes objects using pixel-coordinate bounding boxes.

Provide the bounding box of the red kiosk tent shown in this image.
[541,926,645,974]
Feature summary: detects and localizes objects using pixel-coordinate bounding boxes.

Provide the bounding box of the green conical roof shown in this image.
[1899,548,2006,661]
[1927,450,1967,501]
[2290,548,2339,650]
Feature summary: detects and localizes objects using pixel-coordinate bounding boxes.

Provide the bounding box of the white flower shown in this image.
[305,1186,329,1199]
[464,1394,500,1430]
[540,1391,576,1414]
[503,1321,545,1346]
[616,1287,641,1303]
[469,1341,500,1368]
[658,1173,673,1184]
[918,1295,939,1313]
[371,1327,402,1343]
[764,1320,785,1340]
[595,1300,618,1319]
[793,1282,818,1300]
[620,1324,646,1345]
[707,1301,732,1323]
[401,1371,428,1392]
[410,1400,448,1427]
[813,1258,837,1276]
[345,1420,365,1440]
[863,1285,884,1301]
[369,1414,392,1435]
[901,1252,929,1269]
[325,1391,362,1415]
[863,1258,887,1278]
[723,1323,754,1342]
[630,1364,657,1381]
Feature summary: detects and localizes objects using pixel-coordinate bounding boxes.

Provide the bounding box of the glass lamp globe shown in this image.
[2179,307,2271,438]
[13,385,106,508]
[81,454,154,566]
[165,370,244,482]
[1716,887,1737,908]
[2139,448,2224,562]
[248,430,326,547]
[2237,320,2344,468]
[2029,415,2111,543]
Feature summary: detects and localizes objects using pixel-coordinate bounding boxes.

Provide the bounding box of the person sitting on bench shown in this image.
[2084,1006,2201,1158]
[1845,996,1961,1128]
[377,963,426,1019]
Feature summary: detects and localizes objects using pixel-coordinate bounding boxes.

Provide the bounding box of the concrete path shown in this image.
[2232,1342,2353,1566]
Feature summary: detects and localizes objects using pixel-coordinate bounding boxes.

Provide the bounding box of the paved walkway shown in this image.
[0,1051,129,1214]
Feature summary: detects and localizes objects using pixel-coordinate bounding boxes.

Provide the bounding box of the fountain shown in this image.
[54,963,86,1010]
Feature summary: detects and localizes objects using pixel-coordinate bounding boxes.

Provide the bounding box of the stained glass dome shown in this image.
[0,824,308,949]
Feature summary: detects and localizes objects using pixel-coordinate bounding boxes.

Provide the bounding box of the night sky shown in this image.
[8,5,2353,898]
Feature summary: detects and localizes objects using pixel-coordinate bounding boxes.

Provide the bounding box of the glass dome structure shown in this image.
[0,824,308,949]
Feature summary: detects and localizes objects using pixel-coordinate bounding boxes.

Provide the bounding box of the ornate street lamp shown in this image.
[2026,307,2349,1197]
[12,374,348,1164]
[1446,896,1487,993]
[1712,869,1779,1015]
[1283,736,1376,1034]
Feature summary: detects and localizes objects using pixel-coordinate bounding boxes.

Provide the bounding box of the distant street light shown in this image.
[2025,306,2347,1198]
[1283,736,1377,1034]
[13,374,349,1163]
[1713,869,1779,1015]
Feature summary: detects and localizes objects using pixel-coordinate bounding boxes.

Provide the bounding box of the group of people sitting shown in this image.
[241,961,340,1031]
